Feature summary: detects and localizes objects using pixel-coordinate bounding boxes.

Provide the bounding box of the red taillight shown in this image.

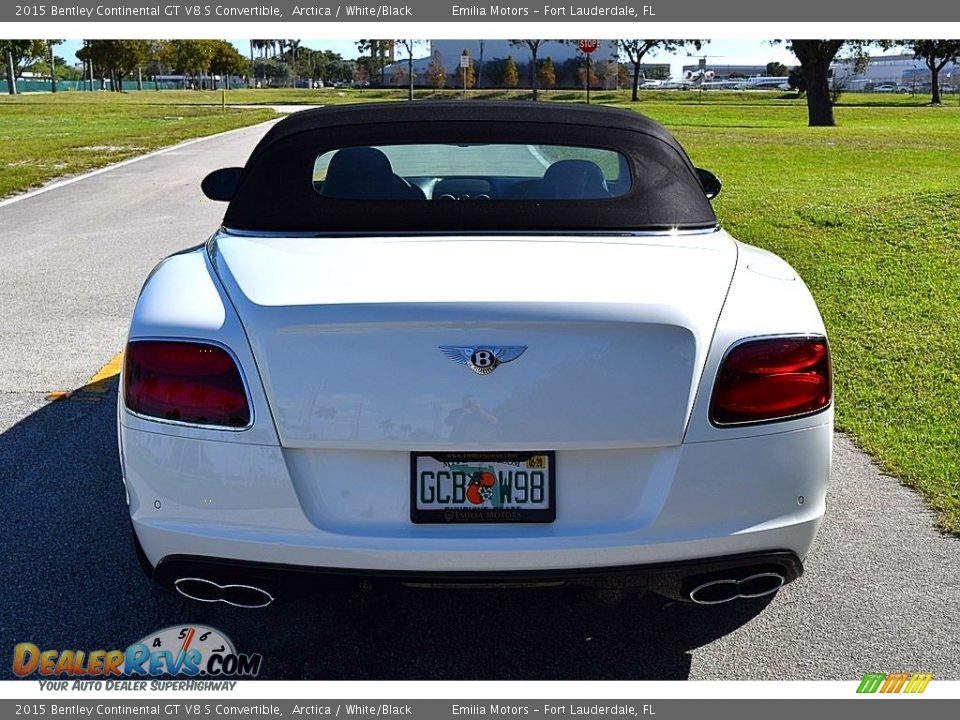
[710,336,832,425]
[123,341,250,428]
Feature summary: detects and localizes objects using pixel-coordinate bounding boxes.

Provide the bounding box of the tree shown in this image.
[357,40,393,87]
[353,63,369,88]
[21,41,71,86]
[166,40,215,89]
[285,39,301,85]
[596,59,619,89]
[426,56,447,93]
[144,40,170,90]
[619,40,704,101]
[578,61,599,89]
[461,50,476,90]
[502,56,519,89]
[29,54,81,82]
[786,41,847,126]
[509,40,546,99]
[325,54,354,84]
[910,41,960,105]
[251,40,273,59]
[47,39,63,92]
[77,40,150,91]
[209,40,248,89]
[766,61,788,76]
[3,47,14,94]
[783,41,887,126]
[1,40,46,94]
[396,39,423,101]
[648,65,670,80]
[539,57,556,90]
[253,57,289,86]
[391,65,407,88]
[788,66,806,95]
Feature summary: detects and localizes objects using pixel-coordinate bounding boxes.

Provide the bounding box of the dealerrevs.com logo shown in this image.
[13,625,262,679]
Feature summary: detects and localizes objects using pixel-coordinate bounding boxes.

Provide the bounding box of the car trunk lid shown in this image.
[211,233,737,450]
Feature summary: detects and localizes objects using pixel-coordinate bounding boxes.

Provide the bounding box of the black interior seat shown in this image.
[501,178,541,199]
[320,147,425,200]
[526,159,611,200]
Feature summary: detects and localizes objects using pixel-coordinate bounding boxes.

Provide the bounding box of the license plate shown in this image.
[411,451,556,524]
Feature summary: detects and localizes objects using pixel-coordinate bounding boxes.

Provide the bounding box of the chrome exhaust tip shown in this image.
[174,577,274,608]
[688,572,784,605]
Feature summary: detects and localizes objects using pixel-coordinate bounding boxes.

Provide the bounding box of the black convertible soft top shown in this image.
[223,101,718,233]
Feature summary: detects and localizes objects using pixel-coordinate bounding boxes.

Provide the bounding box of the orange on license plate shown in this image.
[410,451,555,524]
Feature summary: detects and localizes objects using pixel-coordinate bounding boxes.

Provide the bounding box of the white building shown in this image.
[431,40,619,76]
[831,53,959,91]
[385,40,621,88]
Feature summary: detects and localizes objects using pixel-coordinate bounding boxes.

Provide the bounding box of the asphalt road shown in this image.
[1,119,958,681]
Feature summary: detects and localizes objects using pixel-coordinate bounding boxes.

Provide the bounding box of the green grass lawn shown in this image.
[0,91,277,197]
[624,99,960,535]
[2,87,958,533]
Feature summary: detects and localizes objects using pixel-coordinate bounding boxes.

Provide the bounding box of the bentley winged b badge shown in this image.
[439,346,527,375]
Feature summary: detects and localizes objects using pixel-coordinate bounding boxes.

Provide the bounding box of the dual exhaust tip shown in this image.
[688,572,784,605]
[174,571,785,608]
[174,577,274,609]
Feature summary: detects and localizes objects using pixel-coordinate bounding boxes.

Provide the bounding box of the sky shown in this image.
[55,39,886,79]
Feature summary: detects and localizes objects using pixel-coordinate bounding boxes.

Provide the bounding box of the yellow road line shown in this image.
[85,351,124,390]
[45,351,124,401]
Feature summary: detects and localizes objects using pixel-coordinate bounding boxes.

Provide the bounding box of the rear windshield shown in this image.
[223,109,719,232]
[313,143,630,201]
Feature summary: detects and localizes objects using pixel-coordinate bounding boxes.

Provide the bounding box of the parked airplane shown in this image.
[736,75,792,91]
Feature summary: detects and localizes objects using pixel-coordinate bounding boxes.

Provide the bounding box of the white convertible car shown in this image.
[119,102,832,609]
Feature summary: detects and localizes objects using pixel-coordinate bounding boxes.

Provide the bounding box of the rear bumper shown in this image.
[141,540,803,604]
[121,418,830,600]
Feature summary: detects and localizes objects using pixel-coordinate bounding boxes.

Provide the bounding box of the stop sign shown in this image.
[578,39,599,54]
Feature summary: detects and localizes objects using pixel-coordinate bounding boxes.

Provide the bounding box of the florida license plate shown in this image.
[411,451,556,524]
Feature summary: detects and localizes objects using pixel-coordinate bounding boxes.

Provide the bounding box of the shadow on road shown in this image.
[0,379,773,680]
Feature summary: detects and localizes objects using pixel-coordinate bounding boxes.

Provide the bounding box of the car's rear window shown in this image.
[312,143,630,201]
[223,105,720,232]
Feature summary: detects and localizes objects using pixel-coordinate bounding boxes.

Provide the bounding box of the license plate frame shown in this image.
[410,451,556,524]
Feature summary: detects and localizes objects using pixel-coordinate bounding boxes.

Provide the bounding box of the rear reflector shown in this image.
[710,336,831,425]
[123,341,250,428]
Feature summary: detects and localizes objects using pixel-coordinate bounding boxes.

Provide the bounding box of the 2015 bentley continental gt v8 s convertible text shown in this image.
[119,102,832,609]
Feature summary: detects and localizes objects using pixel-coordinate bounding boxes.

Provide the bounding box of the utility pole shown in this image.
[478,40,484,89]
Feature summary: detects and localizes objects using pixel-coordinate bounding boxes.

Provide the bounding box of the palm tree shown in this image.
[287,39,302,85]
